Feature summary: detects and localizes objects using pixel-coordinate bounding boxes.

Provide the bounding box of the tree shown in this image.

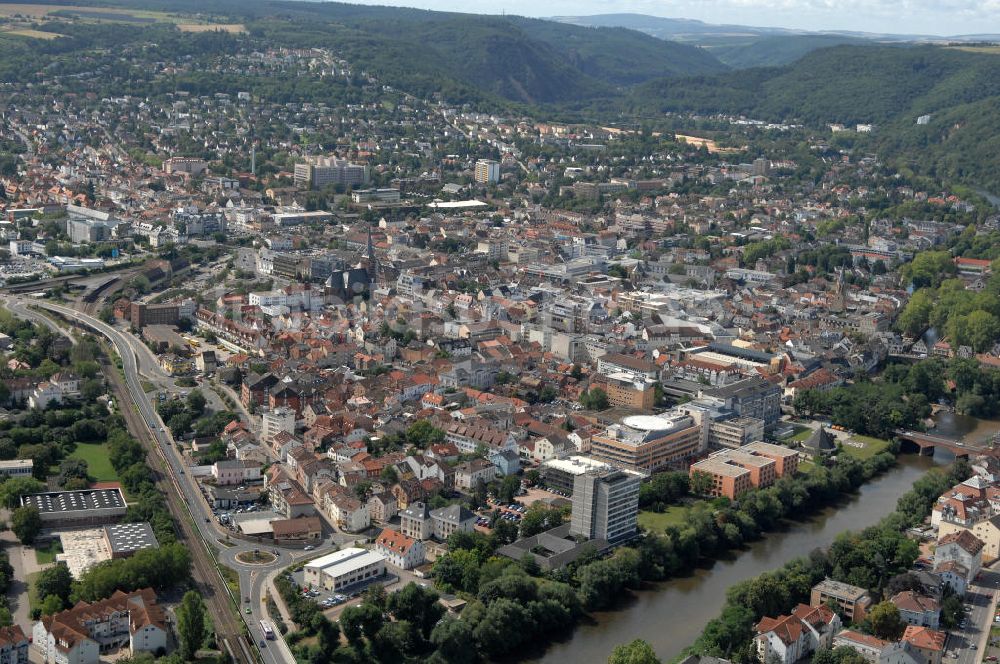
[868,601,905,640]
[380,465,398,484]
[39,595,64,617]
[689,471,713,497]
[11,506,41,544]
[35,564,73,607]
[387,582,444,641]
[609,639,661,664]
[57,458,90,488]
[0,477,45,508]
[580,388,609,411]
[176,590,207,660]
[430,617,478,664]
[496,475,520,505]
[186,390,207,417]
[406,420,445,448]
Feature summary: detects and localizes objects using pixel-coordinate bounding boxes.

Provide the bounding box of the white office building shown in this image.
[303,548,386,591]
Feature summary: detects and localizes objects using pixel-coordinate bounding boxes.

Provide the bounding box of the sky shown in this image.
[334,0,1000,36]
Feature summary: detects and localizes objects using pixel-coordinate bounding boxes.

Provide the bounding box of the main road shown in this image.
[3,297,300,664]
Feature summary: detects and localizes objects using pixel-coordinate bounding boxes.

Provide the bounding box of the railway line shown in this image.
[38,302,258,664]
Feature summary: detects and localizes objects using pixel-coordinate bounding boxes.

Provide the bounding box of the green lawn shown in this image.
[638,506,689,531]
[840,435,890,460]
[785,425,814,442]
[27,571,42,612]
[35,540,62,565]
[69,442,119,482]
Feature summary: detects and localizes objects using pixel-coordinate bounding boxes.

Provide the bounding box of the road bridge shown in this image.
[894,429,1000,457]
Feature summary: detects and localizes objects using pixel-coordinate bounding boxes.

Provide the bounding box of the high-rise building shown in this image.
[570,467,640,544]
[474,159,500,185]
[294,157,369,190]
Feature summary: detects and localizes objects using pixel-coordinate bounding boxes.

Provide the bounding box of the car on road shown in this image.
[971,644,977,650]
[304,545,314,551]
[245,606,252,614]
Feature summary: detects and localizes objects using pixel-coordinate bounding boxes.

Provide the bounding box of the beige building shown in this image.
[590,414,703,474]
[937,514,1000,562]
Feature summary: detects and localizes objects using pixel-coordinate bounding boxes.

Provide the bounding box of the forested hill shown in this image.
[248,4,729,104]
[627,43,1000,192]
[629,44,1000,124]
[24,0,727,105]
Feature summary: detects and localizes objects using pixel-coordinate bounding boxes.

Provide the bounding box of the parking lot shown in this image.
[288,567,407,615]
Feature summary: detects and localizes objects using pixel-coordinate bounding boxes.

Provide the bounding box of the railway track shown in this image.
[39,303,256,664]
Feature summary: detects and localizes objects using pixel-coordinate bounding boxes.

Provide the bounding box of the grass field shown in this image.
[35,540,62,565]
[27,570,41,612]
[783,425,814,442]
[841,434,890,460]
[69,442,118,482]
[638,506,689,531]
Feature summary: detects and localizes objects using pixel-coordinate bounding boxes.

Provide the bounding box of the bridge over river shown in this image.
[894,428,1000,457]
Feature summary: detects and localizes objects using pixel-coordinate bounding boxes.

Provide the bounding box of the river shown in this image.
[533,454,942,664]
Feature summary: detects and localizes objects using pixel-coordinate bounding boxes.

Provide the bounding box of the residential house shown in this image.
[754,604,841,664]
[934,530,984,582]
[327,494,370,533]
[211,460,262,486]
[367,493,398,524]
[33,589,166,664]
[374,528,425,570]
[0,626,28,664]
[891,591,940,629]
[833,631,889,662]
[454,459,496,490]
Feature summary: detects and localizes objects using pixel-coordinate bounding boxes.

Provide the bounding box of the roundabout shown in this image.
[236,550,278,565]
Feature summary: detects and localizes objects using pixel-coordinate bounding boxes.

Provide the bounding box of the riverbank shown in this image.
[532,453,941,664]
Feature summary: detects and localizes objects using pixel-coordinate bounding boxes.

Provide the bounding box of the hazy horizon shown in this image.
[329,0,1000,37]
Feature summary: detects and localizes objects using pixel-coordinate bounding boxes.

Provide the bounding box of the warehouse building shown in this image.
[22,488,127,529]
[303,548,386,592]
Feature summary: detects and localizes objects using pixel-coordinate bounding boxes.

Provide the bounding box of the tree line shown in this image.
[675,459,970,663]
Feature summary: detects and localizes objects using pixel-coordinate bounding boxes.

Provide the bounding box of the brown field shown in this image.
[2,27,62,38]
[948,45,1000,54]
[675,133,745,154]
[177,22,245,33]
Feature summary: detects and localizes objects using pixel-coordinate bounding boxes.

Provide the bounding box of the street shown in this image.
[7,297,300,664]
[949,565,1000,664]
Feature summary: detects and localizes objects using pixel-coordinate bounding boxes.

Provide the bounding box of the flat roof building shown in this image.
[590,414,704,474]
[303,547,386,592]
[570,467,641,544]
[103,523,159,559]
[541,456,612,495]
[0,459,33,478]
[22,488,127,528]
[811,578,872,624]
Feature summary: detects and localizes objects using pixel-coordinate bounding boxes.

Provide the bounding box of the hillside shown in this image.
[628,44,1000,192]
[631,45,1000,123]
[704,34,871,68]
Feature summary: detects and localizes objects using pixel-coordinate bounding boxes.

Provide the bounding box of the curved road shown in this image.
[3,297,302,664]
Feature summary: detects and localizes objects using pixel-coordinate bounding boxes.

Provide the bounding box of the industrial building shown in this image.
[21,488,127,529]
[303,547,386,592]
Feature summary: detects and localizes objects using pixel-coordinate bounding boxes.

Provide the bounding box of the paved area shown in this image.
[949,564,1000,664]
[2,529,51,631]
